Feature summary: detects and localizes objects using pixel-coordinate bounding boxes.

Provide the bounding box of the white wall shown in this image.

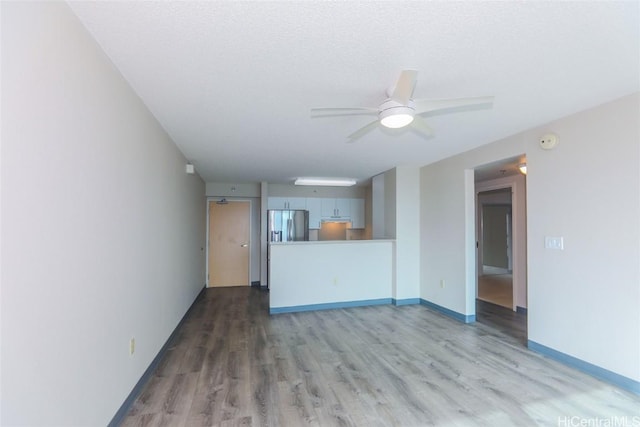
[260,182,268,286]
[1,3,206,425]
[363,184,373,239]
[393,166,421,300]
[421,160,470,314]
[383,169,397,239]
[267,183,366,198]
[205,182,260,198]
[526,94,639,381]
[370,167,420,300]
[269,241,393,309]
[420,93,640,382]
[372,173,385,238]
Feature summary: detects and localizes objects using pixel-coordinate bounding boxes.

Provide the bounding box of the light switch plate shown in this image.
[545,236,564,250]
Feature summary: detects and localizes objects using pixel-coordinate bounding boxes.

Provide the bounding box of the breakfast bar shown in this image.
[268,239,395,314]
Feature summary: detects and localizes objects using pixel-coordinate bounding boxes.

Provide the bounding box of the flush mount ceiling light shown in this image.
[519,163,527,175]
[294,177,357,187]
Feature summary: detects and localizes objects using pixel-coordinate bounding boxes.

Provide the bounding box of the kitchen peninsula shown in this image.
[269,239,395,314]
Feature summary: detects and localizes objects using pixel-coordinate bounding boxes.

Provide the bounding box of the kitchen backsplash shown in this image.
[308,228,367,241]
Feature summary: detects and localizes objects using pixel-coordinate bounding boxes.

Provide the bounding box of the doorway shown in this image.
[471,155,527,341]
[207,200,251,287]
[478,197,513,309]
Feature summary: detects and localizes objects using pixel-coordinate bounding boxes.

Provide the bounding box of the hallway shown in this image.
[478,271,513,309]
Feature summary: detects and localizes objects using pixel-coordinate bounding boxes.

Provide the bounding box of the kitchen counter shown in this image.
[269,239,394,245]
[269,239,395,314]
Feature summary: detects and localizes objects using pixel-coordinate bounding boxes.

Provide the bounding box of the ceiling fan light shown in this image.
[380,113,414,128]
[379,103,415,129]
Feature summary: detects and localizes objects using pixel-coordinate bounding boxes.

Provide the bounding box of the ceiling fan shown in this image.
[311,70,494,142]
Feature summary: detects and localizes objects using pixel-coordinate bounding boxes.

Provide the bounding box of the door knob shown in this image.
[240,244,248,247]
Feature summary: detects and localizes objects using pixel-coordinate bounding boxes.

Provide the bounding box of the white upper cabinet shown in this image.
[268,197,307,210]
[287,197,307,209]
[320,198,334,217]
[268,196,365,229]
[306,198,322,229]
[321,198,351,218]
[336,199,351,218]
[350,198,365,229]
[320,198,353,218]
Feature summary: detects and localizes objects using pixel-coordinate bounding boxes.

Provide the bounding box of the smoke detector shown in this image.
[539,133,559,150]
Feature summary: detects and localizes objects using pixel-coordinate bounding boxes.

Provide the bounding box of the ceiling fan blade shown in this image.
[413,96,494,114]
[311,107,378,117]
[347,119,379,142]
[410,116,434,139]
[390,69,418,104]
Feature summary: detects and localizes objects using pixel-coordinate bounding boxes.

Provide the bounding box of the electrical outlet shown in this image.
[129,338,135,356]
[440,279,445,288]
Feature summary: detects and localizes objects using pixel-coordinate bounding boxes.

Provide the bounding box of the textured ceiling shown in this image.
[68,1,639,185]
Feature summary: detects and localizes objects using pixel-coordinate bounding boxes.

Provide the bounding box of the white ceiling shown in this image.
[68,1,639,185]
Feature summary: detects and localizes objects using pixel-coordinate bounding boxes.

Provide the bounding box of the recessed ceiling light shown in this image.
[294,177,357,187]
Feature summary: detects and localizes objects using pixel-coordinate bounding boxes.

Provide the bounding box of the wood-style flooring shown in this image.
[475,299,527,345]
[477,273,513,309]
[121,287,640,426]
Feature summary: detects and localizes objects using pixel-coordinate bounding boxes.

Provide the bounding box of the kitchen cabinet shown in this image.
[350,198,365,229]
[268,197,307,210]
[321,198,351,218]
[268,196,364,229]
[307,197,322,229]
[306,198,322,229]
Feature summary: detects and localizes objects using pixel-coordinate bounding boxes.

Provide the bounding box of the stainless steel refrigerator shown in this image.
[267,209,308,289]
[267,209,309,242]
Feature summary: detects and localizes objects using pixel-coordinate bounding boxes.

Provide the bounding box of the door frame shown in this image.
[474,180,522,312]
[206,198,252,288]
[479,202,513,273]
